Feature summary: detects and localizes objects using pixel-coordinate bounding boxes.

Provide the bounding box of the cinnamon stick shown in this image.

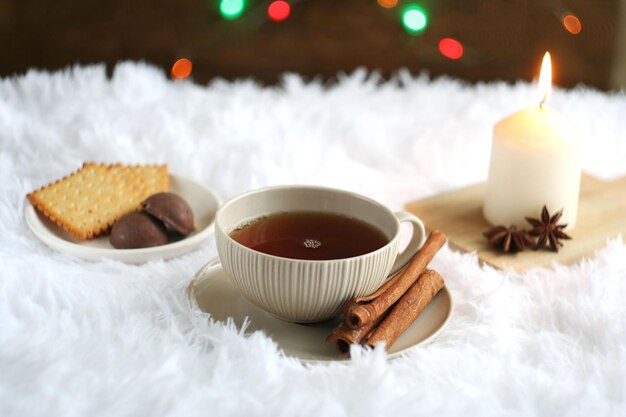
[326,310,388,355]
[366,269,444,350]
[325,273,404,355]
[352,267,406,304]
[345,231,447,329]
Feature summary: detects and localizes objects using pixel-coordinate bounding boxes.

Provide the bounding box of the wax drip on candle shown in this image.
[538,52,552,110]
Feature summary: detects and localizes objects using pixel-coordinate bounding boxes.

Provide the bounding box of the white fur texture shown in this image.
[1,63,625,416]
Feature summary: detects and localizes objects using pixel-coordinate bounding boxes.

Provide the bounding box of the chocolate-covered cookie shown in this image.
[110,212,168,249]
[142,192,194,235]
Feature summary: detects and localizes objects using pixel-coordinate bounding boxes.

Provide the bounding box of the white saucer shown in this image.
[25,174,221,263]
[188,259,453,363]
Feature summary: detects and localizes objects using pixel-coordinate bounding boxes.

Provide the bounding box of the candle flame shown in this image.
[538,52,552,107]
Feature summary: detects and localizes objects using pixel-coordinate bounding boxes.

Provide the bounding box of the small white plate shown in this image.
[188,259,453,363]
[25,174,221,263]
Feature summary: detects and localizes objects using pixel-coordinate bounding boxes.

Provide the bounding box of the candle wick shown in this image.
[539,94,547,110]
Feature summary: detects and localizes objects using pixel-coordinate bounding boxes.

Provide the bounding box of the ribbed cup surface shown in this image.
[216,230,397,323]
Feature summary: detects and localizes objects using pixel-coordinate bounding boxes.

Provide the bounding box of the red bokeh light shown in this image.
[377,0,398,8]
[268,1,290,22]
[438,38,463,60]
[171,58,192,79]
[562,14,582,35]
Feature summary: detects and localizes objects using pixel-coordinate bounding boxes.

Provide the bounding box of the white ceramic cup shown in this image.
[215,185,426,323]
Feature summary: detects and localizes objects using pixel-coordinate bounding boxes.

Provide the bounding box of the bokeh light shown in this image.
[438,38,463,60]
[402,6,428,34]
[171,58,192,80]
[268,1,290,22]
[562,14,582,35]
[377,0,398,8]
[219,0,245,20]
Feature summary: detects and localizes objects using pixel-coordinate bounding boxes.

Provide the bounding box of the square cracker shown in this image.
[27,163,150,240]
[126,164,169,197]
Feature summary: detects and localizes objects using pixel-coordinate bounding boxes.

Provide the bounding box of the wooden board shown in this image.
[405,174,626,271]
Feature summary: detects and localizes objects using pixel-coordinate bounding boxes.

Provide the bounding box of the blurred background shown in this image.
[1,0,625,91]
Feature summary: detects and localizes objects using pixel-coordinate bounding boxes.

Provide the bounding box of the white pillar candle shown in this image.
[483,53,582,229]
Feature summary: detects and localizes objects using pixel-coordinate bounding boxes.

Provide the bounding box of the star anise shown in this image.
[525,206,571,252]
[483,225,535,253]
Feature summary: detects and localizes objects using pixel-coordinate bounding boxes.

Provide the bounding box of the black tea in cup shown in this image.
[229,211,388,260]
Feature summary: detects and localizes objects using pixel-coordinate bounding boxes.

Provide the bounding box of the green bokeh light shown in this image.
[220,0,245,20]
[402,6,428,34]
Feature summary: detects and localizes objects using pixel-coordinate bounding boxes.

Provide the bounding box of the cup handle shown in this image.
[389,211,426,276]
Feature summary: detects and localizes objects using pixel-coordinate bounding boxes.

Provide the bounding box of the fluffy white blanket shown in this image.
[1,63,625,417]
